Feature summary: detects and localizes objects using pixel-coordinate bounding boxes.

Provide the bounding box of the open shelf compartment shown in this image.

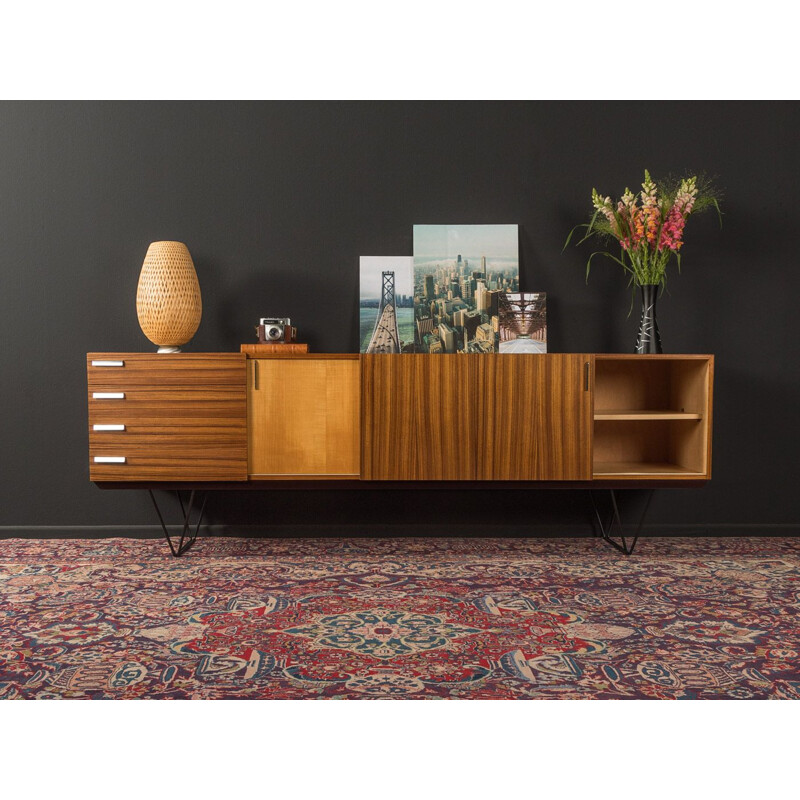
[593,355,710,417]
[592,356,712,479]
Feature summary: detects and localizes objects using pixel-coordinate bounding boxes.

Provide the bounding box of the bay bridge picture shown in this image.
[359,256,415,354]
[366,270,401,353]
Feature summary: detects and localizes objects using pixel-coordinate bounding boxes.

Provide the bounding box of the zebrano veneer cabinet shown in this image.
[87,352,714,554]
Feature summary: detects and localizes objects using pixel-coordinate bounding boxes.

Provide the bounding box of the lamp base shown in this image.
[157,346,182,354]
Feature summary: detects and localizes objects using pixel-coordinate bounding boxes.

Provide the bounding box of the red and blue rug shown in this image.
[1,536,798,699]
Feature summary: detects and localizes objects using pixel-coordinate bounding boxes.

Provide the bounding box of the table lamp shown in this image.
[136,241,202,353]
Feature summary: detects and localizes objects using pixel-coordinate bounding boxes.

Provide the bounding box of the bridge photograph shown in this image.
[498,292,547,353]
[359,256,414,353]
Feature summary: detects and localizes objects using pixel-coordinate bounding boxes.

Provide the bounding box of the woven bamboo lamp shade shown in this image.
[136,241,202,353]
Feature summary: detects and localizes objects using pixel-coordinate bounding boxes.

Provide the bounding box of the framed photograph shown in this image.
[359,256,414,353]
[412,224,519,353]
[498,292,547,353]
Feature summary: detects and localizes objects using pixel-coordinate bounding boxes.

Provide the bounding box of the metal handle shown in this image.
[91,360,124,367]
[584,361,591,391]
[92,392,125,399]
[93,456,126,463]
[254,360,259,390]
[93,424,125,431]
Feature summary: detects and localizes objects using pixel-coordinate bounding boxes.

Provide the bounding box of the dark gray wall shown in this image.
[1,101,798,535]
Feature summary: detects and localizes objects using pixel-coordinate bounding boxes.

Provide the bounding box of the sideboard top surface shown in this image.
[87,352,714,363]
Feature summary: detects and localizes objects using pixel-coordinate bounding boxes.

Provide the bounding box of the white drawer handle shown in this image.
[93,424,126,431]
[92,392,125,399]
[94,456,126,463]
[91,360,125,367]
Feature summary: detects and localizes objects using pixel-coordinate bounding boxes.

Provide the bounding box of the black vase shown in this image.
[635,284,663,354]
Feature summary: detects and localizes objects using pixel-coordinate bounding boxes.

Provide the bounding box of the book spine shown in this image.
[240,343,310,354]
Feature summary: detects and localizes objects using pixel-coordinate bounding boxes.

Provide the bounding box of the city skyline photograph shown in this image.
[412,224,520,354]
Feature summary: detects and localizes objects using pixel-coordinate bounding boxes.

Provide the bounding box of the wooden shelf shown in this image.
[594,409,702,421]
[593,461,705,478]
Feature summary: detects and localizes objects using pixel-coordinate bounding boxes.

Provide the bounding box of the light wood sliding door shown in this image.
[484,354,593,480]
[361,354,487,480]
[248,356,360,478]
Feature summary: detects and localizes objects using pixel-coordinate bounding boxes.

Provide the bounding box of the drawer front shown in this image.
[89,430,246,481]
[89,425,245,441]
[87,353,245,388]
[88,389,246,426]
[90,456,246,482]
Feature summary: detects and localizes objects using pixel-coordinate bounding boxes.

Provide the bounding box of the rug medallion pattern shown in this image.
[1,536,798,699]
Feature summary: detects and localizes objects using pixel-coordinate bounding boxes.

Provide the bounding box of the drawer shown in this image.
[88,389,246,426]
[89,425,245,442]
[90,431,245,455]
[89,455,247,482]
[87,353,245,388]
[89,434,246,481]
[90,439,245,461]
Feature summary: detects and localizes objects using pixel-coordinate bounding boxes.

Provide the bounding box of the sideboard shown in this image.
[87,352,714,554]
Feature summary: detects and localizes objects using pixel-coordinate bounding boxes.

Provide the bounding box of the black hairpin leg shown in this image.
[590,489,654,556]
[148,490,207,557]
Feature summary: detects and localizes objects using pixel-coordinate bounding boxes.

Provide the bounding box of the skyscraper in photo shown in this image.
[476,322,493,344]
[488,290,501,317]
[439,322,456,353]
[416,316,434,347]
[463,309,481,341]
[476,281,488,312]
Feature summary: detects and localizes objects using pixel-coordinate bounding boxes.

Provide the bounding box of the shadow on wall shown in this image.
[197,487,666,538]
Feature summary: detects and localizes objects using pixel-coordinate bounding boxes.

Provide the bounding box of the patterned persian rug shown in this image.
[1,536,799,699]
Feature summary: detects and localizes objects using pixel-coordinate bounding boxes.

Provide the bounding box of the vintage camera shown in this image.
[257,317,295,343]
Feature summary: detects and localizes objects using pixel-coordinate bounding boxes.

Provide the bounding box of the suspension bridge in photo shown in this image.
[366,271,401,353]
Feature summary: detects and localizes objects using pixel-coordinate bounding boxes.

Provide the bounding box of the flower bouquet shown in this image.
[565,170,721,352]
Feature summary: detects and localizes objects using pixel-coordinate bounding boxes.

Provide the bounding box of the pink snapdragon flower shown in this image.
[659,177,698,251]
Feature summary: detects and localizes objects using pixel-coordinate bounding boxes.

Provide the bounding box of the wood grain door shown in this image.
[248,357,360,477]
[361,354,487,480]
[483,354,593,480]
